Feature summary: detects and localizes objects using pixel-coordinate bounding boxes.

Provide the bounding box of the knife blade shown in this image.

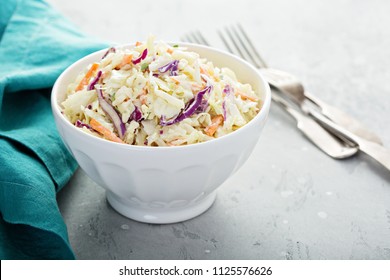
[304,91,383,145]
[308,107,390,171]
[272,93,358,159]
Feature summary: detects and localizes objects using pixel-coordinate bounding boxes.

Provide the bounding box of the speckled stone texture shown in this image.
[53,0,390,259]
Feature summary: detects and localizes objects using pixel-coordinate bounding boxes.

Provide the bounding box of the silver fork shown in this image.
[182,31,358,159]
[220,24,383,146]
[218,25,390,171]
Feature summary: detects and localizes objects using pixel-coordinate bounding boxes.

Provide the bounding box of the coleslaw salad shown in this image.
[61,37,262,146]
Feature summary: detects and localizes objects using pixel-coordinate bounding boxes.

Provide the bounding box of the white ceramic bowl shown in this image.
[51,43,271,224]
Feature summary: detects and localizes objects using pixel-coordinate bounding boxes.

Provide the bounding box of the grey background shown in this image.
[51,0,390,259]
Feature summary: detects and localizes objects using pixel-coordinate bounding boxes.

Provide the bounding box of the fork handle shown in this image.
[304,91,383,145]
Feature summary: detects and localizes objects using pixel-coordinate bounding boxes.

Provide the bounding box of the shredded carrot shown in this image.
[139,87,149,105]
[170,77,181,85]
[204,115,224,136]
[235,91,258,102]
[167,48,173,54]
[191,83,203,92]
[212,74,220,82]
[135,41,142,46]
[200,66,220,81]
[75,63,99,91]
[167,140,179,146]
[200,66,208,75]
[116,54,133,69]
[89,118,123,143]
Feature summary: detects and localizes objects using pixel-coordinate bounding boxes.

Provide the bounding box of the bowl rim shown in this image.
[51,42,271,151]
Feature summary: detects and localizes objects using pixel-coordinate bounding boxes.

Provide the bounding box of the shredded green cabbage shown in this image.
[62,36,261,146]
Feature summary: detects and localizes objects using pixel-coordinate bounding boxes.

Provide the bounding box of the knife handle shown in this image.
[304,91,383,145]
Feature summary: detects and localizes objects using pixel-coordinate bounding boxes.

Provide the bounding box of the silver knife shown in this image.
[272,93,358,159]
[304,91,383,144]
[260,68,383,145]
[308,107,390,171]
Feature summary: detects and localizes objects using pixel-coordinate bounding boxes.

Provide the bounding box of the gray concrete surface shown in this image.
[53,0,390,259]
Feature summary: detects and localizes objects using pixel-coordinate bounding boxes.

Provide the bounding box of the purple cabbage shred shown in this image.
[75,120,91,129]
[195,99,208,114]
[129,106,143,122]
[223,84,233,95]
[222,84,233,120]
[95,87,126,138]
[222,100,227,121]
[101,47,116,59]
[158,60,179,76]
[160,86,212,126]
[132,48,148,65]
[87,70,102,90]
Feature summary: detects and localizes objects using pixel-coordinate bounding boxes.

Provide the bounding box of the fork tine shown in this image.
[228,25,261,68]
[219,24,268,69]
[181,33,197,44]
[181,34,191,43]
[235,24,268,68]
[181,31,209,46]
[219,25,262,68]
[223,26,249,61]
[184,27,268,69]
[194,31,209,46]
[217,29,234,54]
[188,32,200,44]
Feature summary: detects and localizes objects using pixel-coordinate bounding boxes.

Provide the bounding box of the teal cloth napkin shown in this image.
[0,0,108,259]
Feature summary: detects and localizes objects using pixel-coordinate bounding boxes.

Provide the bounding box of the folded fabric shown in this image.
[0,0,108,259]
